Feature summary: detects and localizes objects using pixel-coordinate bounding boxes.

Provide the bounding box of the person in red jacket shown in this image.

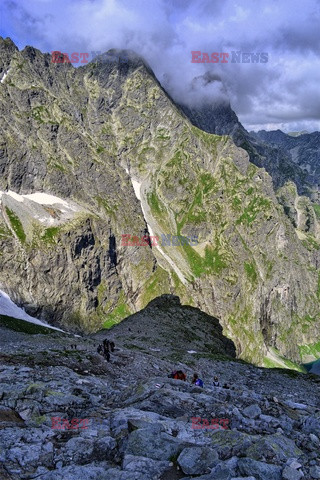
[169,370,187,381]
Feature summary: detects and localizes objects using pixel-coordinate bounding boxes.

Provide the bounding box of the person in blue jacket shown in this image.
[191,373,203,388]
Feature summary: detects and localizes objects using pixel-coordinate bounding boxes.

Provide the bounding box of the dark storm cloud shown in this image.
[273,5,320,55]
[1,0,319,132]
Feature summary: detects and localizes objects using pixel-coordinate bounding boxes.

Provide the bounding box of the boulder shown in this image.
[177,446,218,474]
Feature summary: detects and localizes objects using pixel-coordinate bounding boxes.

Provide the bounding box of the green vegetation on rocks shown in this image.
[299,341,320,361]
[102,291,132,329]
[5,207,26,242]
[0,314,51,334]
[41,226,60,244]
[244,261,257,285]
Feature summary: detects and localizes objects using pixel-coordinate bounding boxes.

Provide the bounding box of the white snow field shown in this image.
[0,190,79,212]
[0,289,64,332]
[124,168,188,285]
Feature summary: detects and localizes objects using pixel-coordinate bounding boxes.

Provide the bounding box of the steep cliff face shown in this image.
[0,37,320,365]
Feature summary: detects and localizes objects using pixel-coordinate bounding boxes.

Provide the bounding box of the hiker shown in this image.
[103,340,110,360]
[213,376,220,387]
[169,370,186,381]
[97,343,110,362]
[191,373,204,387]
[175,370,186,381]
[110,341,115,352]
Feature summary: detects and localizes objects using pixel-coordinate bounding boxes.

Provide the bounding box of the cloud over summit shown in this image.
[1,0,319,132]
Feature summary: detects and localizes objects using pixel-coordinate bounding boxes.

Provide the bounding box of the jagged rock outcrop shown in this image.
[0,37,320,365]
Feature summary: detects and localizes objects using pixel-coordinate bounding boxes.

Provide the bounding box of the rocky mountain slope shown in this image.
[179,101,314,199]
[1,296,320,480]
[0,37,320,366]
[251,130,320,197]
[179,96,320,237]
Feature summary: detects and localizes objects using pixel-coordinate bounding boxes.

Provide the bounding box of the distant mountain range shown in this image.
[180,104,320,200]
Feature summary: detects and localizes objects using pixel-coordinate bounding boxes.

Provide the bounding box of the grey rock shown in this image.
[259,414,276,423]
[38,465,125,480]
[243,405,262,419]
[310,466,320,479]
[286,459,302,470]
[238,458,282,480]
[122,454,171,477]
[209,463,233,479]
[60,437,95,465]
[309,433,320,445]
[93,436,116,460]
[284,401,309,411]
[282,466,304,480]
[230,477,257,480]
[246,434,303,463]
[7,442,45,468]
[177,446,218,474]
[302,416,320,435]
[125,426,181,461]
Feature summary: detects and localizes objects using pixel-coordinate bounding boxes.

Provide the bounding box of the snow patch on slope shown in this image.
[125,169,187,285]
[0,289,64,332]
[2,190,79,211]
[131,179,142,202]
[0,190,84,227]
[24,192,68,206]
[6,190,23,202]
[23,192,78,212]
[0,69,10,83]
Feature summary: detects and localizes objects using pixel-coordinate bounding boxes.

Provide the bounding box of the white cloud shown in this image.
[2,0,320,132]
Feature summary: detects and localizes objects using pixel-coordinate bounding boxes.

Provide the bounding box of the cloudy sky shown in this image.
[1,0,319,132]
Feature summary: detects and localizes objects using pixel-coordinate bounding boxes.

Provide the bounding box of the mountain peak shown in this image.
[91,48,152,71]
[0,36,18,52]
[0,37,18,72]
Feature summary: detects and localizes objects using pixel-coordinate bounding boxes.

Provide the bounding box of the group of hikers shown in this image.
[168,370,225,389]
[96,342,227,390]
[97,339,115,362]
